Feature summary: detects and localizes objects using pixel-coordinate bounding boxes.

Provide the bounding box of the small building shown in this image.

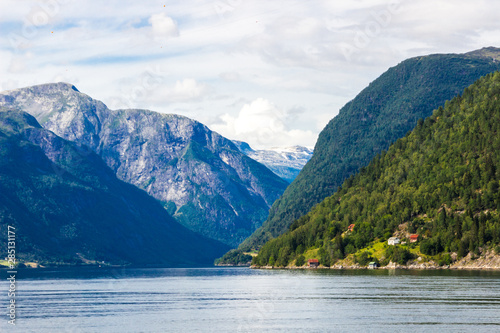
[387,237,400,246]
[347,224,355,232]
[409,234,419,243]
[308,259,319,268]
[368,262,378,269]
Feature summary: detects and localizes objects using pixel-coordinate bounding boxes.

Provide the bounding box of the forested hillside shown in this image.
[218,47,500,265]
[253,71,500,267]
[0,109,229,266]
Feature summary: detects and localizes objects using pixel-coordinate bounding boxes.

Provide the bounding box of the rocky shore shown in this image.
[252,250,500,270]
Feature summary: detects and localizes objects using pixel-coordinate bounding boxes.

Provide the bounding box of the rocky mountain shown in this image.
[233,141,313,183]
[218,47,500,264]
[0,108,229,266]
[253,71,500,268]
[0,83,288,247]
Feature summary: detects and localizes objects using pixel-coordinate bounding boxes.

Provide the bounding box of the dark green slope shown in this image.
[0,109,229,266]
[234,47,500,257]
[0,83,288,248]
[253,71,500,267]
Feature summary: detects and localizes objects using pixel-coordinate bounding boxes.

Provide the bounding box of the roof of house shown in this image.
[308,259,319,263]
[410,234,418,239]
[388,237,401,245]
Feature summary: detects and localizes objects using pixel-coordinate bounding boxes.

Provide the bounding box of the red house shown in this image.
[308,259,319,268]
[409,234,419,243]
[347,224,355,232]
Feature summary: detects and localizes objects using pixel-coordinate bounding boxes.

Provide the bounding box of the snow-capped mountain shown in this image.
[233,141,313,183]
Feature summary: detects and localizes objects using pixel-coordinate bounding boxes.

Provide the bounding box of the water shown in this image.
[1,267,500,332]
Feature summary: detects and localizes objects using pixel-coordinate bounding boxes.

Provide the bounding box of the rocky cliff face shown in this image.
[233,141,313,183]
[0,83,288,247]
[0,109,229,266]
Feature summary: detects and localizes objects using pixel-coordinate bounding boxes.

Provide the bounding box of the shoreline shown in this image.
[252,250,500,271]
[251,264,500,271]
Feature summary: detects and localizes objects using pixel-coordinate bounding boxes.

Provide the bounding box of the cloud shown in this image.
[219,72,241,82]
[149,13,179,38]
[170,78,209,101]
[142,78,212,106]
[8,52,34,73]
[210,98,316,149]
[238,15,338,68]
[105,75,213,110]
[2,0,500,150]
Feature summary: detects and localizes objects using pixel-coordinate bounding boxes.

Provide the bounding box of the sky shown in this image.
[1,0,499,149]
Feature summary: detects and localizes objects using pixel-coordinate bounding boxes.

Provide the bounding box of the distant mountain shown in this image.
[0,83,288,247]
[253,71,500,267]
[232,141,313,183]
[0,109,228,266]
[218,47,500,264]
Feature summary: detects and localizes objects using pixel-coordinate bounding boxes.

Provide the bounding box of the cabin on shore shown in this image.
[387,237,400,246]
[409,234,419,243]
[308,259,319,268]
[368,262,378,269]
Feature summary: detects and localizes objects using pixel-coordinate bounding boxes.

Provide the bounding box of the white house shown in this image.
[387,237,400,245]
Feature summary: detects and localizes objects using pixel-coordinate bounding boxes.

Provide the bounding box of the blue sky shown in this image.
[1,0,499,149]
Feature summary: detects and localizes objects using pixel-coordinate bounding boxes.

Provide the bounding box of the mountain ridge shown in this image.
[0,83,289,247]
[234,47,500,255]
[252,71,500,268]
[232,140,313,183]
[0,108,229,266]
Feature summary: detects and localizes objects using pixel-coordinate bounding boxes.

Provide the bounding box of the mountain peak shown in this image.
[3,82,80,94]
[0,109,43,132]
[232,140,254,153]
[465,47,500,61]
[253,71,500,268]
[233,141,313,183]
[233,47,500,256]
[0,108,229,266]
[0,84,288,248]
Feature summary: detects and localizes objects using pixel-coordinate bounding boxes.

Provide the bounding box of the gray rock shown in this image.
[0,83,289,247]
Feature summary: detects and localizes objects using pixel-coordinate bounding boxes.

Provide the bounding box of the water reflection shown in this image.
[1,267,499,332]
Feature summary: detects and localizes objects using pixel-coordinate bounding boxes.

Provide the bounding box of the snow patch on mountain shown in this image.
[233,140,313,183]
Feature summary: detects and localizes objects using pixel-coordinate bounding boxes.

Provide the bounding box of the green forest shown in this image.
[253,71,500,268]
[0,109,228,267]
[218,48,500,265]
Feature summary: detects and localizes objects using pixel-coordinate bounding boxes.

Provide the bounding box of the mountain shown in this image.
[232,47,500,257]
[232,141,313,183]
[0,108,229,266]
[253,71,500,268]
[0,83,288,247]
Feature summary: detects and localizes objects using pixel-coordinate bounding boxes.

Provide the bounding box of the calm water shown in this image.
[1,267,500,332]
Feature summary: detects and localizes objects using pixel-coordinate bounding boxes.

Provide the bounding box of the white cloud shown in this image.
[170,78,209,101]
[219,72,241,82]
[1,0,500,149]
[238,15,338,68]
[104,75,213,110]
[149,13,179,38]
[210,98,316,149]
[8,52,33,73]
